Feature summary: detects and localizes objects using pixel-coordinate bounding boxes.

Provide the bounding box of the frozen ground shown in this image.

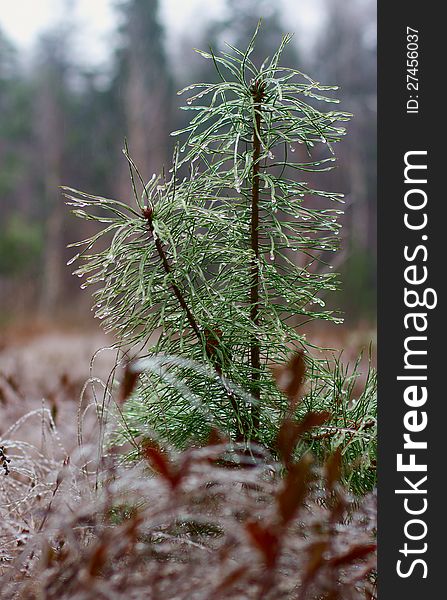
[0,323,375,447]
[0,328,117,450]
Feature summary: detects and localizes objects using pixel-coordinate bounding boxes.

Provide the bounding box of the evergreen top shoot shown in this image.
[65,27,355,448]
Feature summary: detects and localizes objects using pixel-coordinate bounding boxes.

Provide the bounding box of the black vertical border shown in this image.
[378,1,443,597]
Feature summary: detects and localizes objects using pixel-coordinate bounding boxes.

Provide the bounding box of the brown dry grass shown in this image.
[0,325,376,599]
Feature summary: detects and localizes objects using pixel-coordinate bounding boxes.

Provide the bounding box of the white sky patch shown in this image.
[0,0,116,67]
[282,0,325,53]
[69,0,117,67]
[0,0,59,47]
[0,0,326,66]
[161,0,226,38]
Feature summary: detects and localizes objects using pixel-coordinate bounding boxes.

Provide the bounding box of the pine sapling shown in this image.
[65,27,376,491]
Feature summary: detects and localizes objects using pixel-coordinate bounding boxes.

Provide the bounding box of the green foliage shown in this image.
[0,29,33,203]
[340,244,377,319]
[66,28,376,492]
[298,352,377,495]
[0,214,43,276]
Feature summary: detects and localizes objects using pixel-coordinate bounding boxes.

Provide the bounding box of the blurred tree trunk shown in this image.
[311,0,377,317]
[35,33,68,317]
[125,45,169,176]
[117,0,172,197]
[39,168,63,317]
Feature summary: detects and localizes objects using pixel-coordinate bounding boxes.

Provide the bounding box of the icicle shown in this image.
[66,254,80,266]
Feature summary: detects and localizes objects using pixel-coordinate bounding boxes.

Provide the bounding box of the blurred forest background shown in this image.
[0,0,376,329]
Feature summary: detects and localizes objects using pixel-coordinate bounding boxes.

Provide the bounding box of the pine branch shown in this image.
[142,204,247,439]
[142,205,201,340]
